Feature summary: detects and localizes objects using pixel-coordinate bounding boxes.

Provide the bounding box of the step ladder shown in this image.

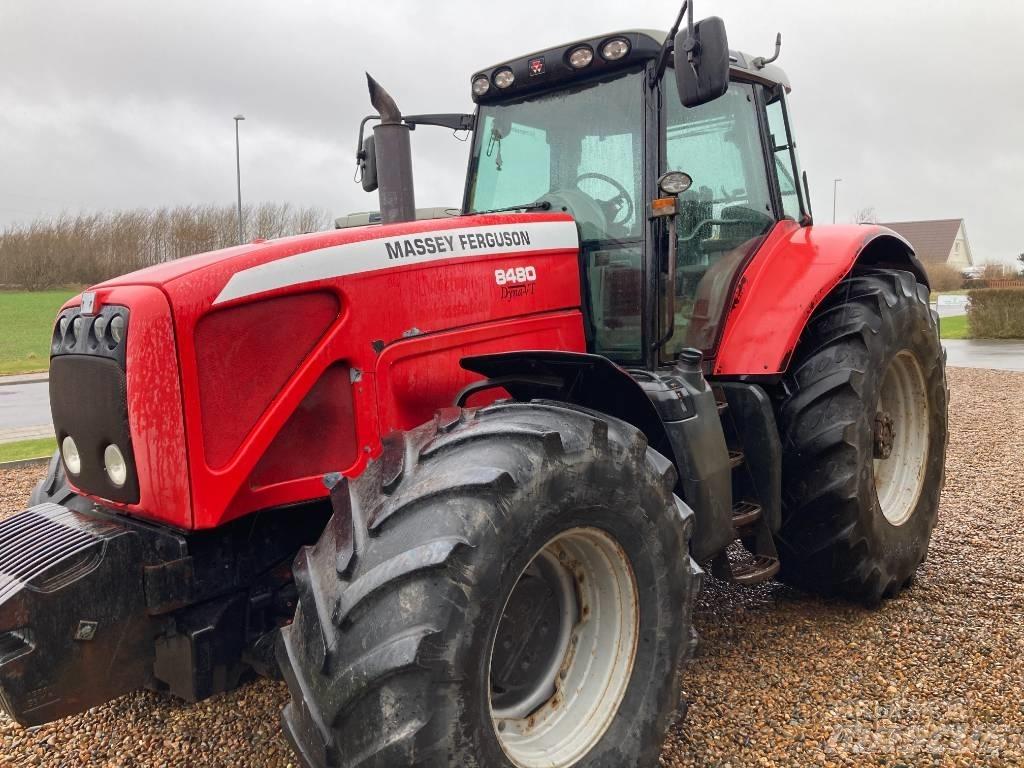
[710,390,780,586]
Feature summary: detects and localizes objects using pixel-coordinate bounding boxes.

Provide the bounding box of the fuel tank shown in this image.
[51,212,586,530]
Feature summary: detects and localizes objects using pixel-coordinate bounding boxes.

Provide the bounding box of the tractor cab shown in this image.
[464,28,808,369]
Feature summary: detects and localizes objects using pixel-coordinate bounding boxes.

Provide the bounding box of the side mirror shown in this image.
[674,16,730,108]
[359,134,378,193]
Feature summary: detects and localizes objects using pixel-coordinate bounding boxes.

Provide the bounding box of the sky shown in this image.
[1,0,1021,265]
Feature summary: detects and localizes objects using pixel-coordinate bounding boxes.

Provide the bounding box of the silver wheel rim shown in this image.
[489,527,639,768]
[874,350,930,526]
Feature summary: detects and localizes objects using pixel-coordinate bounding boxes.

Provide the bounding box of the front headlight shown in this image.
[109,314,126,344]
[62,436,81,475]
[93,314,108,343]
[104,444,127,488]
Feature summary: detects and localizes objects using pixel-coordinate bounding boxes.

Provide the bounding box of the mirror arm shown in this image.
[403,113,475,132]
[355,114,380,168]
[651,0,690,86]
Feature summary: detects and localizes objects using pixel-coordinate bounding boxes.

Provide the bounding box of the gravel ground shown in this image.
[1,366,1022,767]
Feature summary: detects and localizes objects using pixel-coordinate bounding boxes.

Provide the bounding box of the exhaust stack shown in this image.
[366,74,416,224]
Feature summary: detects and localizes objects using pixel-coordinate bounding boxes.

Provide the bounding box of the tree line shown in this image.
[0,203,330,290]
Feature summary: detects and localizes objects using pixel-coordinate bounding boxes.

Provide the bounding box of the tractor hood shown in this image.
[92,212,577,302]
[53,212,584,530]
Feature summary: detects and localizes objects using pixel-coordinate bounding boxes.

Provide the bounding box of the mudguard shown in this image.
[714,222,927,376]
[460,351,675,462]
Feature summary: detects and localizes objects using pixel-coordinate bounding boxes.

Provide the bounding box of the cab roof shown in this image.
[471,28,790,104]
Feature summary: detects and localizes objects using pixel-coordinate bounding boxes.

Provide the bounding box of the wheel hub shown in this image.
[490,554,576,717]
[873,410,895,459]
[873,350,930,526]
[489,528,639,768]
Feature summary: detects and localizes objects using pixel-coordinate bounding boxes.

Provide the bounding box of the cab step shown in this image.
[728,449,745,469]
[712,553,781,586]
[731,500,762,529]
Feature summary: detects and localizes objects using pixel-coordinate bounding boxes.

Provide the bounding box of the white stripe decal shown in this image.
[214,220,579,304]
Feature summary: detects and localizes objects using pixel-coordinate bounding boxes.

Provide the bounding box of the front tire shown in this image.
[29,450,91,511]
[277,402,700,768]
[775,269,947,602]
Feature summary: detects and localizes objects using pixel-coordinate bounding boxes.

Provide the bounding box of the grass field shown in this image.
[0,289,80,375]
[940,314,969,339]
[0,437,55,463]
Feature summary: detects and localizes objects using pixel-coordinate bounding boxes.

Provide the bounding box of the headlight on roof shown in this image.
[600,38,630,61]
[493,68,515,89]
[472,75,490,97]
[568,46,594,69]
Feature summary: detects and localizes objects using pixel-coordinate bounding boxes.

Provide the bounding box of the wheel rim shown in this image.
[873,350,930,526]
[489,527,639,768]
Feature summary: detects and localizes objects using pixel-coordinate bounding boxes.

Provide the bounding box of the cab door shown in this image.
[660,79,778,358]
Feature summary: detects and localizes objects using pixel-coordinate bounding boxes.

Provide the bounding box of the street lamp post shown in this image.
[832,177,842,224]
[234,114,245,244]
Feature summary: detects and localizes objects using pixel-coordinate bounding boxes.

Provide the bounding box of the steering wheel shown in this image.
[574,173,634,227]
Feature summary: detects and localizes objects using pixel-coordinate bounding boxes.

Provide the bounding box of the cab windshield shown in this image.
[466,69,647,362]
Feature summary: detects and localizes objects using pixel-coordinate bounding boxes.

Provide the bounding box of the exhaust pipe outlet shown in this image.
[367,74,416,224]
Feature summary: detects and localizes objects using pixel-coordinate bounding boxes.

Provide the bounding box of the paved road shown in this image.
[0,379,52,442]
[944,339,1024,372]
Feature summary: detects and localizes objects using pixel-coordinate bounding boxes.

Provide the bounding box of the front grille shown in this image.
[49,355,139,504]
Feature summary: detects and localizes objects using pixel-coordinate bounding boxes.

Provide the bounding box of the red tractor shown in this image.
[2,6,946,767]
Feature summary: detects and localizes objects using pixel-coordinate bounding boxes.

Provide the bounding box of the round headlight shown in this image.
[472,75,490,97]
[62,436,81,476]
[568,46,594,69]
[93,314,108,342]
[493,68,515,89]
[600,38,631,61]
[104,444,127,488]
[658,171,694,196]
[110,314,126,344]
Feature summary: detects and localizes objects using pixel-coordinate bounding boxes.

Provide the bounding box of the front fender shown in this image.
[460,351,675,464]
[713,223,926,376]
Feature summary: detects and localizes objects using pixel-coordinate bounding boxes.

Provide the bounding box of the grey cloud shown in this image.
[1,0,1021,263]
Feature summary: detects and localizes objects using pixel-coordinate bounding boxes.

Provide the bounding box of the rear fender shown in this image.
[713,224,927,376]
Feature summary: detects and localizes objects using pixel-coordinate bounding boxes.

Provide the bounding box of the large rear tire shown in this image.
[277,401,700,768]
[775,269,947,602]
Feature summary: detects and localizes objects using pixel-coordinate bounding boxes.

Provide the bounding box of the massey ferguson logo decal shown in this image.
[214,221,577,305]
[384,229,532,260]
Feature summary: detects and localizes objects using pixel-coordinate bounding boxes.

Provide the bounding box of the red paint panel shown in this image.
[248,363,357,490]
[194,291,339,467]
[172,214,580,529]
[375,312,587,434]
[57,286,192,529]
[714,222,895,376]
